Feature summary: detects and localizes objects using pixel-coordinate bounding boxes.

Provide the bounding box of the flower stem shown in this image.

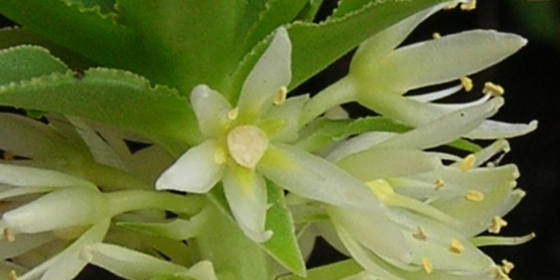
[106,190,204,217]
[299,76,356,127]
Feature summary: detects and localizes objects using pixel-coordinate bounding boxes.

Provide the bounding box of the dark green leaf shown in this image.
[0,45,68,86]
[278,259,362,280]
[0,68,201,153]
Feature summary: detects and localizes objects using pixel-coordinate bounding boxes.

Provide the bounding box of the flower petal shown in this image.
[238,27,292,119]
[361,30,526,94]
[222,165,271,243]
[155,140,224,194]
[0,163,96,188]
[465,119,538,139]
[190,85,232,138]
[258,143,383,211]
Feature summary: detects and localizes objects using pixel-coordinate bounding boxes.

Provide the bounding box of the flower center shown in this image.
[227,125,269,169]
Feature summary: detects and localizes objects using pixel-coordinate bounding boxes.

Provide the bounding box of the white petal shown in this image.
[351,3,447,76]
[2,187,108,234]
[258,143,383,211]
[262,95,309,142]
[406,85,463,102]
[0,163,95,188]
[238,27,292,118]
[156,140,224,193]
[336,148,440,182]
[82,243,188,280]
[328,207,413,268]
[465,119,538,139]
[190,85,233,138]
[368,30,526,93]
[326,132,396,162]
[375,98,503,150]
[222,166,271,243]
[41,251,87,280]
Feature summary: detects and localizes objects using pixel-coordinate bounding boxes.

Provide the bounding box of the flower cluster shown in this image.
[0,0,536,279]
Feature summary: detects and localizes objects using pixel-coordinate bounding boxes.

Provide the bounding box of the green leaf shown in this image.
[0,68,202,153]
[288,0,444,89]
[447,138,482,153]
[331,0,373,18]
[0,27,94,69]
[295,0,326,22]
[116,0,243,94]
[0,45,68,86]
[277,259,363,280]
[296,116,410,152]
[262,182,306,277]
[0,0,141,71]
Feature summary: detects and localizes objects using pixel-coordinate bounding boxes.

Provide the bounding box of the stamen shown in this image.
[494,266,512,280]
[8,271,16,280]
[3,228,14,242]
[460,0,476,10]
[213,147,227,165]
[444,2,459,9]
[502,259,514,274]
[483,82,505,97]
[465,190,484,202]
[432,32,441,39]
[273,86,288,106]
[421,257,433,274]
[435,178,445,191]
[460,77,473,92]
[460,154,475,172]
[227,108,239,120]
[488,216,508,234]
[413,226,428,241]
[449,238,465,254]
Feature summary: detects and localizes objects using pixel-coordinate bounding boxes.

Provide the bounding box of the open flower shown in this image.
[156,27,390,243]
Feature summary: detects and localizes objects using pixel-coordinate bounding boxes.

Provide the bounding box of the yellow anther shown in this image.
[502,259,515,274]
[421,257,433,274]
[213,147,227,165]
[432,32,441,39]
[3,151,13,161]
[227,107,239,120]
[449,238,465,254]
[444,2,459,9]
[460,154,475,172]
[494,266,512,280]
[273,86,288,106]
[435,178,445,191]
[483,82,505,97]
[461,77,473,92]
[413,226,428,241]
[8,270,17,280]
[465,190,484,202]
[3,228,14,242]
[460,0,476,10]
[488,216,508,234]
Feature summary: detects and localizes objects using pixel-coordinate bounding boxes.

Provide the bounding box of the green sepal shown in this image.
[296,116,409,153]
[287,0,444,90]
[0,67,202,153]
[277,259,363,280]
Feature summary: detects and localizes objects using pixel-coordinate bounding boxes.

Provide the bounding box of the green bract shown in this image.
[0,0,536,279]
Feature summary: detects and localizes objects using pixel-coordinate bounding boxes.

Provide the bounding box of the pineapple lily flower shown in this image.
[156,27,392,243]
[301,1,537,139]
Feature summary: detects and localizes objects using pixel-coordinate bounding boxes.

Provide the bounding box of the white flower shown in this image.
[156,28,391,243]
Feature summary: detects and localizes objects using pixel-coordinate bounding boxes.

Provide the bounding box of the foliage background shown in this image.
[0,0,559,279]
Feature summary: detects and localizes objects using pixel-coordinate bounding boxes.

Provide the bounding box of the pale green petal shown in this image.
[0,232,53,259]
[351,3,449,77]
[326,132,395,162]
[82,243,188,280]
[176,260,218,280]
[238,27,292,119]
[41,251,88,280]
[361,30,526,94]
[0,163,96,188]
[336,148,439,182]
[2,187,108,234]
[116,217,202,241]
[406,85,463,102]
[155,140,224,193]
[328,207,413,268]
[262,95,309,143]
[190,85,233,138]
[465,119,538,139]
[222,165,271,243]
[258,143,383,211]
